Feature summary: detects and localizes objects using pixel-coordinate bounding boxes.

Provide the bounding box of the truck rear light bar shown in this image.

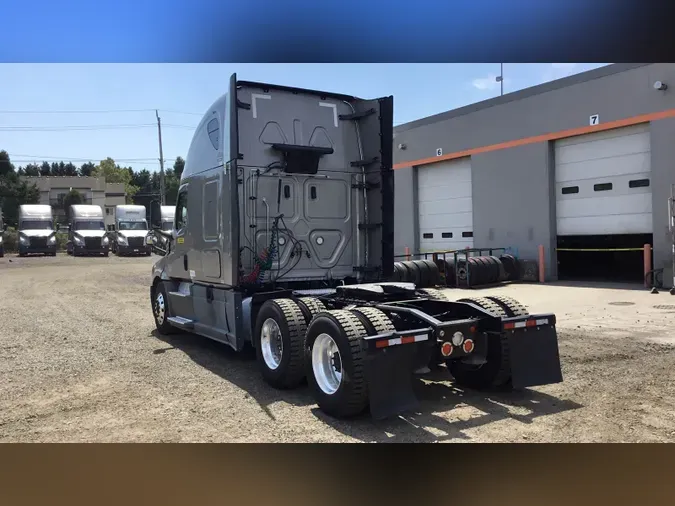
[373,332,430,349]
[503,317,551,330]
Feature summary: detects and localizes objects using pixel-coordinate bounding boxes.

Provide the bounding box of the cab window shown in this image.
[175,189,188,230]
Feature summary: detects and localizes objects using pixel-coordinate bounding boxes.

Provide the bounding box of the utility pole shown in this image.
[156,110,166,205]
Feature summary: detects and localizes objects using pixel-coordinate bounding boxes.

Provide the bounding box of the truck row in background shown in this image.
[0,204,175,258]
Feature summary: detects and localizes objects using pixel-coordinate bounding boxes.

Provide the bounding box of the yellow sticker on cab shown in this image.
[177,237,184,244]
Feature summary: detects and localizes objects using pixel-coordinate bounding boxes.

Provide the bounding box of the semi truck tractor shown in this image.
[18,204,57,257]
[67,204,109,256]
[149,74,563,419]
[111,205,152,256]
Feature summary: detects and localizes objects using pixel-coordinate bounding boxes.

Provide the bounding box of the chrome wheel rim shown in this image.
[155,292,165,325]
[312,333,342,395]
[261,318,283,370]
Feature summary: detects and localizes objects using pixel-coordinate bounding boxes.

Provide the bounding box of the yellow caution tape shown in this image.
[556,248,644,252]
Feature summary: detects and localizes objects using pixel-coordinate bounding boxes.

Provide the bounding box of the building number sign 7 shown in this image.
[589,114,599,126]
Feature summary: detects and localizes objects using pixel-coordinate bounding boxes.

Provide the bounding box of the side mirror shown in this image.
[149,200,163,229]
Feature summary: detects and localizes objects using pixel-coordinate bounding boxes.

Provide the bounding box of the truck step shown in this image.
[166,316,195,329]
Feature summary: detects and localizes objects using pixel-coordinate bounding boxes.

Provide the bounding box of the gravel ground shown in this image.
[1,253,675,442]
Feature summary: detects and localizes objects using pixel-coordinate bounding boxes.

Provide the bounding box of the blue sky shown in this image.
[0,63,608,172]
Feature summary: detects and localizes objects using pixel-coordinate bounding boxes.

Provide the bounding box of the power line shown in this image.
[10,160,166,167]
[0,123,198,132]
[0,124,156,131]
[0,108,203,116]
[8,153,175,163]
[159,109,203,116]
[162,123,199,129]
[1,106,412,125]
[0,108,155,114]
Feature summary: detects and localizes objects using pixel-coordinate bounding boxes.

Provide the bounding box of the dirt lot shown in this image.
[1,253,675,442]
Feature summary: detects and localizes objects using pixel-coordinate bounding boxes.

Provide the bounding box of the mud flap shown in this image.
[365,345,420,420]
[508,326,563,389]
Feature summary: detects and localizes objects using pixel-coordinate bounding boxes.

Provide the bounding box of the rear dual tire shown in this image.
[305,310,372,418]
[254,299,308,389]
[447,296,528,389]
[255,297,391,418]
[253,301,366,418]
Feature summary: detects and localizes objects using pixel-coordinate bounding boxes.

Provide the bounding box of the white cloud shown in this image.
[471,74,512,91]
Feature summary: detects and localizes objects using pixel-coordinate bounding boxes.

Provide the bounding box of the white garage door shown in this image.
[417,157,474,252]
[555,124,652,236]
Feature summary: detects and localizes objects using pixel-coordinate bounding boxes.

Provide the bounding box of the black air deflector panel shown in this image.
[271,143,334,175]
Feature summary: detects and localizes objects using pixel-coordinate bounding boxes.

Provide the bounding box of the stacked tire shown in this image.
[390,259,440,288]
[499,254,521,281]
[457,255,506,287]
[432,257,457,286]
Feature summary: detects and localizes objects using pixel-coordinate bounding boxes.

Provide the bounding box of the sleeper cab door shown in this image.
[168,184,191,280]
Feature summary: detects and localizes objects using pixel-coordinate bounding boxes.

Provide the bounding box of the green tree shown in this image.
[63,162,78,176]
[40,161,51,176]
[130,168,153,194]
[173,156,185,179]
[79,162,95,177]
[0,151,40,226]
[93,157,139,203]
[63,189,84,220]
[164,169,180,205]
[0,150,14,177]
[23,163,40,176]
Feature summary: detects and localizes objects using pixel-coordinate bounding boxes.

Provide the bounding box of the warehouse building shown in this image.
[393,63,675,285]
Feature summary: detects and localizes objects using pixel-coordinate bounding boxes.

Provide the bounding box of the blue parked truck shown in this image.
[148,75,563,419]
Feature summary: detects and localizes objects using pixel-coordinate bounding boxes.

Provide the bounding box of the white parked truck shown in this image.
[160,206,175,231]
[67,204,109,257]
[149,75,563,420]
[18,204,56,257]
[111,204,151,256]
